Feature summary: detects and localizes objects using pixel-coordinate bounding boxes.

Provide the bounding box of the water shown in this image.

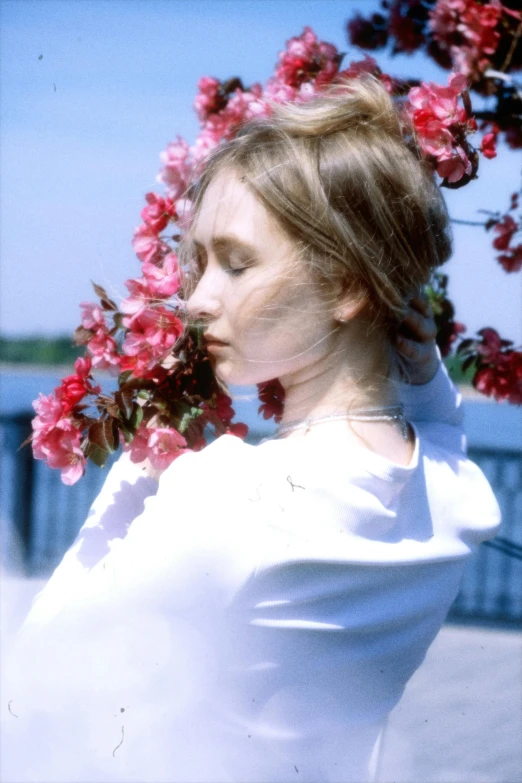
[0,366,276,437]
[1,365,520,449]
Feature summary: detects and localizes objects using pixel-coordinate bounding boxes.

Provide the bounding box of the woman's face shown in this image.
[186,170,339,386]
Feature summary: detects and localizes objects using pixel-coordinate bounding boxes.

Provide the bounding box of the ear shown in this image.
[335,291,368,323]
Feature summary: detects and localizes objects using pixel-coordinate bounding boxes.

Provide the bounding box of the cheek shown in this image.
[234,278,332,355]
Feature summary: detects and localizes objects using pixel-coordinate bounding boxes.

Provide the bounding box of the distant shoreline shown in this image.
[0,362,76,376]
[0,362,113,380]
[0,361,494,404]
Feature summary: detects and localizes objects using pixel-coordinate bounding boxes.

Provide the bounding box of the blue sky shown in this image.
[1,0,521,342]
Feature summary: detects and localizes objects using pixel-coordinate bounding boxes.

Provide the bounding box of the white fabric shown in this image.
[2,363,500,783]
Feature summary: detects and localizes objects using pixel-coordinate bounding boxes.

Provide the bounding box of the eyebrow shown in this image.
[193,234,258,258]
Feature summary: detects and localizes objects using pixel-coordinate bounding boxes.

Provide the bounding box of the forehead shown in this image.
[192,170,286,249]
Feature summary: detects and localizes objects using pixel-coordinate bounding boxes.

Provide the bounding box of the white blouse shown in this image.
[2,363,500,783]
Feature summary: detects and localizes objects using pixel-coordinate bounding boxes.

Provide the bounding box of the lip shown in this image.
[204,334,229,346]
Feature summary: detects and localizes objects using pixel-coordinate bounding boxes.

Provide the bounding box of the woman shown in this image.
[3,77,500,783]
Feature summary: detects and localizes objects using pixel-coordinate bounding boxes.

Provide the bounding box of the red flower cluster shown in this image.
[257,379,285,424]
[429,0,503,81]
[408,72,479,183]
[32,22,522,485]
[490,193,522,273]
[267,26,341,98]
[470,329,522,404]
[31,357,100,484]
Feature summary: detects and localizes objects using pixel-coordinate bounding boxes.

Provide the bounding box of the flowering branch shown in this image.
[31,17,522,484]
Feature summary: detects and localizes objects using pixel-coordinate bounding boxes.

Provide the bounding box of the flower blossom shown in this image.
[265,26,340,101]
[80,302,106,331]
[492,210,522,272]
[32,393,86,485]
[408,73,474,182]
[429,0,503,79]
[257,378,285,423]
[473,350,522,405]
[147,427,188,469]
[132,224,168,265]
[140,192,177,233]
[125,423,188,470]
[347,12,389,51]
[56,356,100,412]
[493,215,517,251]
[157,136,192,201]
[194,76,224,123]
[87,328,121,373]
[123,253,181,315]
[480,131,497,159]
[122,306,184,376]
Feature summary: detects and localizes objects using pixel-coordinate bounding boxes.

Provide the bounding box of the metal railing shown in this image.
[1,413,521,625]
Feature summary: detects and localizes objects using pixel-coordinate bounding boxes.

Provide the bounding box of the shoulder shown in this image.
[158,434,256,493]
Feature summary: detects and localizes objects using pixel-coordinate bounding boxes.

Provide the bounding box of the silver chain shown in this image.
[268,404,409,441]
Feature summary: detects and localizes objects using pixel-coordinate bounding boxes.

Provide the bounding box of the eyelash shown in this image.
[225,267,247,277]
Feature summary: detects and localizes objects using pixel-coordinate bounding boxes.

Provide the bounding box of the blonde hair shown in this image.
[185,75,452,334]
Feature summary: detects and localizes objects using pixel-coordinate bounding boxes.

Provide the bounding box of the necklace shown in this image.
[270,404,409,441]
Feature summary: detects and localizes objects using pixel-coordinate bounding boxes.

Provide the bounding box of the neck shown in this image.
[277,322,396,427]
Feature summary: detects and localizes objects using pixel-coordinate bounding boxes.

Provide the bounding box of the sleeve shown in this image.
[21,451,159,633]
[2,438,257,783]
[398,356,467,454]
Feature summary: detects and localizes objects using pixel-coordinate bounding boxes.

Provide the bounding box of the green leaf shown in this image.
[129,404,143,430]
[115,388,135,420]
[92,282,110,301]
[100,297,118,311]
[84,442,110,467]
[118,370,133,385]
[88,419,116,452]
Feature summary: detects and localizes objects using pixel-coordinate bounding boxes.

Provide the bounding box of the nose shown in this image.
[186,265,223,323]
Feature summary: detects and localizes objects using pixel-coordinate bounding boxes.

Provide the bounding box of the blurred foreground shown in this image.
[1,572,520,783]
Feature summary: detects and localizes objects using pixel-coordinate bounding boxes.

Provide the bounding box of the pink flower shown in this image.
[480,131,497,159]
[429,0,502,79]
[125,422,150,464]
[147,427,188,470]
[122,306,184,374]
[409,77,466,129]
[268,26,340,93]
[142,253,181,297]
[157,136,192,200]
[125,424,188,470]
[123,253,181,312]
[80,302,106,331]
[32,392,65,431]
[226,422,249,439]
[87,328,121,373]
[338,54,379,80]
[436,146,472,183]
[140,192,177,233]
[32,420,86,485]
[132,224,167,265]
[56,356,100,412]
[194,76,223,123]
[417,120,455,159]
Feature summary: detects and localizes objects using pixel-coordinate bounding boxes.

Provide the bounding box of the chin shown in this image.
[214,361,270,388]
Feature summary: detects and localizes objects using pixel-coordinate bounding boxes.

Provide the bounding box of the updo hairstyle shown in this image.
[187,75,452,335]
